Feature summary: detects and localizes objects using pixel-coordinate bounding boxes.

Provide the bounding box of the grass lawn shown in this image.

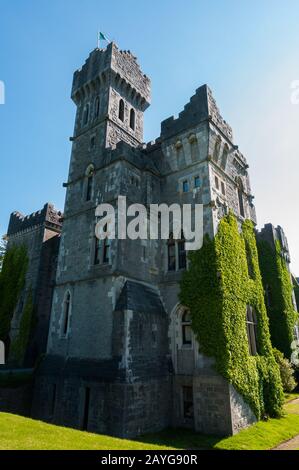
[1,394,299,450]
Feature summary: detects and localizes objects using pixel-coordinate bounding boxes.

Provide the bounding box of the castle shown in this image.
[1,42,298,437]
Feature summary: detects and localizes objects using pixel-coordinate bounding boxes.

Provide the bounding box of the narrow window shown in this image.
[83,104,89,125]
[90,136,95,150]
[182,310,192,345]
[118,99,124,121]
[215,176,219,190]
[194,176,200,188]
[238,186,245,217]
[178,232,186,270]
[221,145,228,170]
[182,386,193,419]
[82,387,90,431]
[183,180,189,193]
[103,226,110,264]
[213,137,221,162]
[152,324,157,348]
[86,175,93,201]
[265,285,273,309]
[167,234,176,271]
[62,292,71,336]
[94,96,100,119]
[221,181,226,196]
[94,237,101,265]
[245,241,254,279]
[246,306,258,356]
[129,108,135,130]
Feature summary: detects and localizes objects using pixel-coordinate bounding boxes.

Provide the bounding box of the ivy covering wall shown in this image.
[10,289,35,366]
[257,239,298,359]
[180,213,284,419]
[0,245,28,343]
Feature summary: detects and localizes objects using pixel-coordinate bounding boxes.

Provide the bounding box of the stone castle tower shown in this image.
[29,42,261,437]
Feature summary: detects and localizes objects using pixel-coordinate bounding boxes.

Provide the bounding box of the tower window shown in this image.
[118,99,124,121]
[62,291,71,337]
[103,225,110,263]
[130,108,135,130]
[237,179,245,217]
[178,232,186,270]
[167,234,176,271]
[94,237,101,265]
[182,180,189,193]
[246,306,258,356]
[194,176,200,188]
[215,176,219,190]
[182,310,192,346]
[221,145,229,170]
[221,181,226,196]
[83,104,89,126]
[86,175,93,201]
[94,96,100,119]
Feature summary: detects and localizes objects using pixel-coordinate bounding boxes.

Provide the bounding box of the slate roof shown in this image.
[115,280,165,315]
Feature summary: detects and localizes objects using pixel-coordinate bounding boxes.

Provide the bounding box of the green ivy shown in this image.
[0,245,28,342]
[180,213,284,420]
[257,239,298,359]
[10,289,35,366]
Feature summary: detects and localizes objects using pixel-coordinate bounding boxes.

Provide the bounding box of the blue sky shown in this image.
[1,0,299,272]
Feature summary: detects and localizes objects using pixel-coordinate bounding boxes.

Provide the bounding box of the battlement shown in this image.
[7,203,62,237]
[71,42,150,107]
[258,224,291,263]
[161,84,233,141]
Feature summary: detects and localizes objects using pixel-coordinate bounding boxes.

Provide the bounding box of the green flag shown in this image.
[99,32,108,41]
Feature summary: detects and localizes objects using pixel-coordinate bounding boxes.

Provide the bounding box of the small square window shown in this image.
[183,180,189,193]
[194,176,200,188]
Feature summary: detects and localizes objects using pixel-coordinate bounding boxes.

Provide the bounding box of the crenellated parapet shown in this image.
[7,203,62,237]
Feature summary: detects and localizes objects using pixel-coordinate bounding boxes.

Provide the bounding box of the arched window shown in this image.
[118,99,124,121]
[62,291,71,337]
[83,104,89,126]
[178,231,186,270]
[182,310,192,346]
[94,96,100,120]
[246,306,258,355]
[221,144,229,170]
[167,233,176,271]
[237,178,245,218]
[129,108,135,130]
[213,136,221,162]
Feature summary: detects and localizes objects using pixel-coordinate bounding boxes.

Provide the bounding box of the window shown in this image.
[103,226,110,264]
[182,386,193,420]
[94,96,100,119]
[129,108,135,130]
[94,237,101,265]
[152,324,157,348]
[221,181,226,196]
[213,137,221,162]
[221,145,228,170]
[245,241,254,279]
[182,310,192,346]
[167,234,176,271]
[194,176,200,188]
[265,285,273,309]
[62,291,71,337]
[215,176,219,190]
[246,306,258,356]
[90,136,95,150]
[86,175,93,201]
[118,99,124,121]
[182,180,189,193]
[237,180,245,217]
[83,104,89,126]
[178,232,186,270]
